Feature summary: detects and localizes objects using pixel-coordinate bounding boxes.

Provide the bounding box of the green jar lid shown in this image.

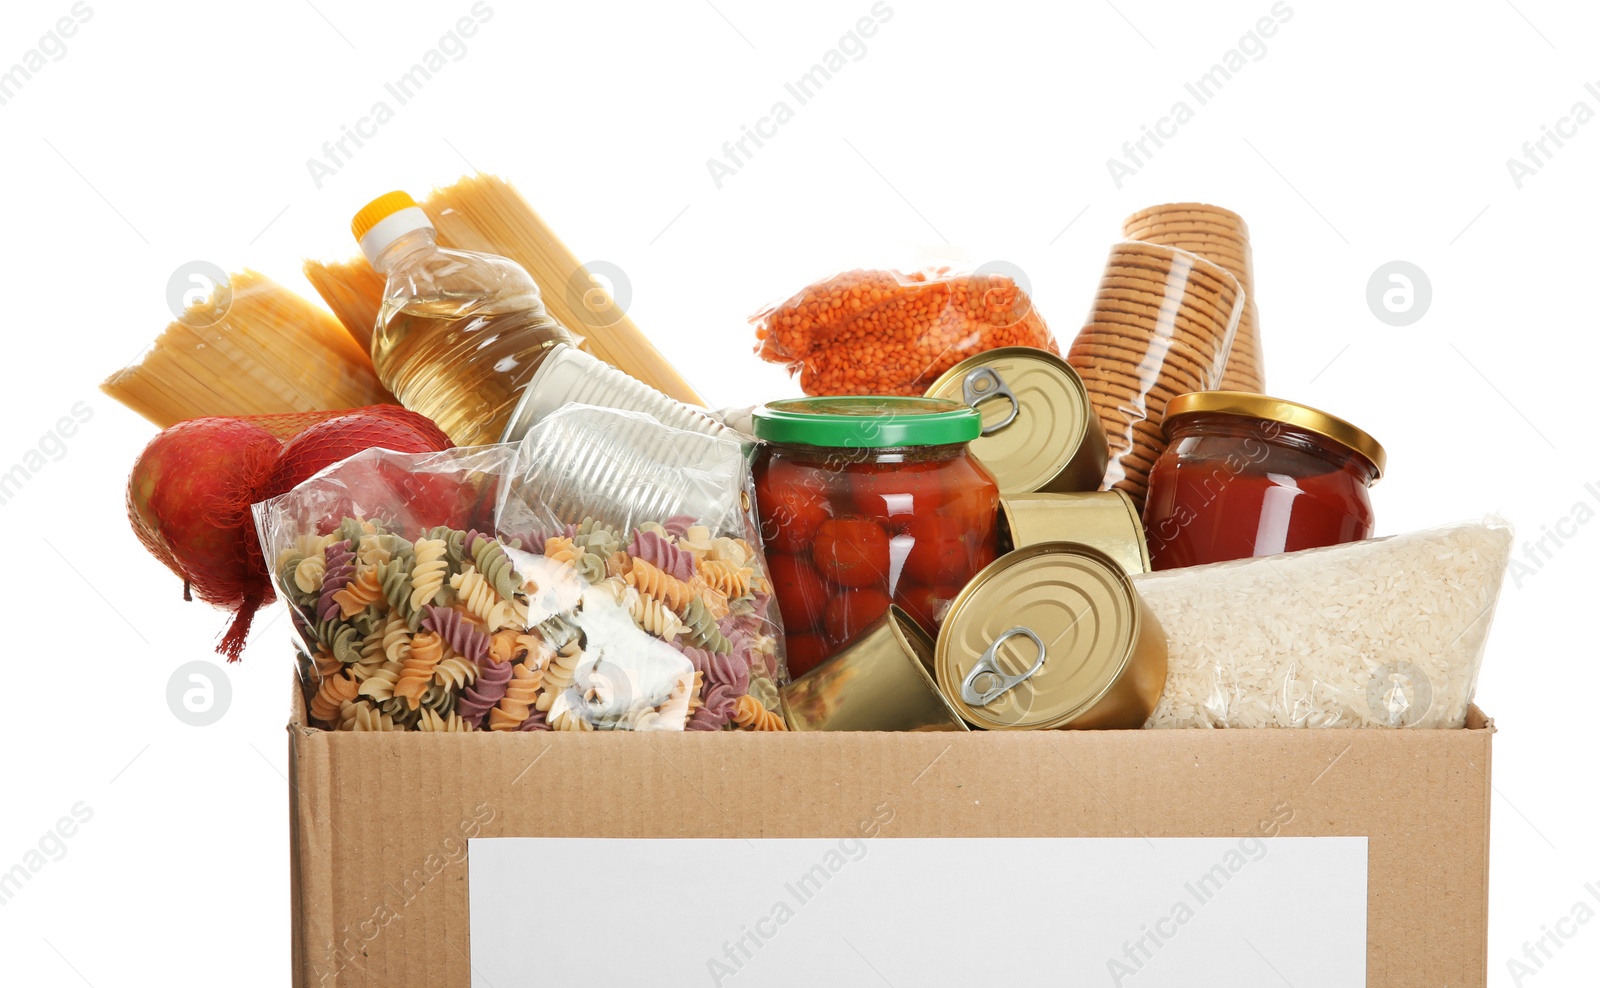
[752,396,981,448]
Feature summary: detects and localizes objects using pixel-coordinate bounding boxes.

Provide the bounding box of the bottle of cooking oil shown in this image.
[351,191,575,447]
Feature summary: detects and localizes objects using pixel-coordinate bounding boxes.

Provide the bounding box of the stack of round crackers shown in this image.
[1122,203,1264,393]
[1066,241,1243,509]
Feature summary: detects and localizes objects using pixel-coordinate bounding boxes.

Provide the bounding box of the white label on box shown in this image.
[468,836,1367,987]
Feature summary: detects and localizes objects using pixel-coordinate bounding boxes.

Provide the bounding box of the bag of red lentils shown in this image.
[751,266,1058,396]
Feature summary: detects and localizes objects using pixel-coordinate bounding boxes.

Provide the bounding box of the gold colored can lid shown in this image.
[936,542,1151,730]
[1162,391,1387,478]
[925,347,1101,495]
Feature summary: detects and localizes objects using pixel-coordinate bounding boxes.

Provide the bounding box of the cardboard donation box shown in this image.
[288,692,1494,988]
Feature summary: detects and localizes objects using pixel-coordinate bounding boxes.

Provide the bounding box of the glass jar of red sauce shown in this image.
[751,397,1001,677]
[1143,391,1386,570]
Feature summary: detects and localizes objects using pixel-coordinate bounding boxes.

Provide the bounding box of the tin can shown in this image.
[780,607,969,732]
[924,346,1108,496]
[999,491,1151,574]
[935,543,1167,730]
[500,342,734,445]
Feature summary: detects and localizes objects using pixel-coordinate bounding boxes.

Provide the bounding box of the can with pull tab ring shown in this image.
[924,346,1108,496]
[934,542,1167,730]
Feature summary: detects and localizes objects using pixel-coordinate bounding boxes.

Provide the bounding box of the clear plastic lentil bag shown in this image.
[254,405,787,733]
[751,266,1057,396]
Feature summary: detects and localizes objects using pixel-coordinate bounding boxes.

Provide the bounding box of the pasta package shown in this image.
[254,407,787,732]
[751,266,1057,396]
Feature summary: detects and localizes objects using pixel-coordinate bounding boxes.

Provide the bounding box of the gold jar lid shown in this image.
[1162,390,1387,478]
[935,542,1163,731]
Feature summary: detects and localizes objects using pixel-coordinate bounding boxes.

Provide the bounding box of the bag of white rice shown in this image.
[1136,518,1513,729]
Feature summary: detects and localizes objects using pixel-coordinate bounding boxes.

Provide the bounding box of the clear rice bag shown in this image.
[253,404,787,732]
[1137,519,1513,729]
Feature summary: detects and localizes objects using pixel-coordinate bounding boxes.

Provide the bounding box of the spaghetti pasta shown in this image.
[100,270,394,428]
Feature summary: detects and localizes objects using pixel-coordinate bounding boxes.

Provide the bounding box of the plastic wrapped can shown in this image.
[501,343,734,444]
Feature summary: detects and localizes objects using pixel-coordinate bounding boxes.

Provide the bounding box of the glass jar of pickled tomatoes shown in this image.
[751,397,1001,677]
[1143,391,1386,570]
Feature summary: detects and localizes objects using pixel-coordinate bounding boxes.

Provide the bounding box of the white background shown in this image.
[0,0,1594,984]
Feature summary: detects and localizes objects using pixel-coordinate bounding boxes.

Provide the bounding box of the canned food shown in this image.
[501,342,734,445]
[999,491,1151,574]
[780,607,969,732]
[935,543,1167,730]
[925,346,1108,496]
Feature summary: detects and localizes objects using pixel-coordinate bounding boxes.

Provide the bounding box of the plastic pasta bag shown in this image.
[499,404,787,730]
[254,445,527,732]
[253,405,787,733]
[751,266,1057,396]
[1137,519,1513,729]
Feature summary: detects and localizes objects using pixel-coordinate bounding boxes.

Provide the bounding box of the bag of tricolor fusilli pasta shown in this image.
[252,404,788,733]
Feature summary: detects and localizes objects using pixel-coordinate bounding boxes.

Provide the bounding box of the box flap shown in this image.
[1465,704,1495,732]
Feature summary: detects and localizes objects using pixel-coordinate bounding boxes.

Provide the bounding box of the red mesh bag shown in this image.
[127,404,453,661]
[259,408,454,501]
[236,409,352,440]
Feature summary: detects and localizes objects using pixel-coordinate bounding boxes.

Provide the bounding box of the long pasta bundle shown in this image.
[302,259,385,353]
[101,269,395,428]
[304,173,705,406]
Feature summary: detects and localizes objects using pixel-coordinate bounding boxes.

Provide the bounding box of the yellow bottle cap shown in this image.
[351,191,420,242]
